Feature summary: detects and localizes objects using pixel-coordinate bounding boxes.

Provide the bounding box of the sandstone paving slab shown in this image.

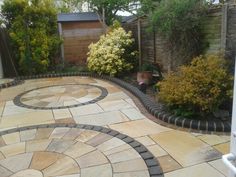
[98,92,130,103]
[146,144,168,157]
[35,128,54,140]
[42,156,80,177]
[55,118,76,124]
[113,171,150,177]
[98,100,133,111]
[49,128,71,139]
[0,142,25,157]
[26,139,52,152]
[86,133,112,147]
[47,139,76,153]
[164,163,226,177]
[103,144,132,156]
[0,111,54,129]
[135,136,156,146]
[213,142,230,155]
[76,150,108,168]
[30,152,64,170]
[10,169,43,177]
[198,134,230,146]
[56,174,80,177]
[0,165,13,177]
[75,130,100,142]
[0,153,33,172]
[62,128,84,140]
[124,98,139,108]
[105,86,122,93]
[96,137,125,152]
[2,105,34,117]
[157,155,182,173]
[80,164,112,177]
[112,158,147,172]
[74,111,130,126]
[20,129,36,141]
[0,102,5,117]
[107,148,141,163]
[208,159,229,176]
[64,141,95,158]
[53,109,72,120]
[0,152,5,160]
[109,119,171,138]
[0,137,6,147]
[2,132,20,145]
[121,108,146,120]
[70,104,104,117]
[150,130,222,167]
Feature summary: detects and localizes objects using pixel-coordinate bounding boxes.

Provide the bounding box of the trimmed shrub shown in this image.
[157,55,233,117]
[87,26,136,76]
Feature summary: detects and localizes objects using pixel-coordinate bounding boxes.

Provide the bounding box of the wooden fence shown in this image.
[123,4,236,72]
[0,28,18,77]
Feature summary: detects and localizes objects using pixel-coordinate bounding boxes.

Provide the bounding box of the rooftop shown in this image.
[57,12,101,22]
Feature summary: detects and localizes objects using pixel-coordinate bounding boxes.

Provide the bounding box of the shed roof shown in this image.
[57,12,100,22]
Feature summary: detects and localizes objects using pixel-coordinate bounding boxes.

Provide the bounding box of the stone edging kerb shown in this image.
[0,78,23,89]
[14,72,232,132]
[13,84,108,110]
[0,123,164,177]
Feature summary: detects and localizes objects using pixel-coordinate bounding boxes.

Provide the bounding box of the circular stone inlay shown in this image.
[10,169,43,177]
[13,84,108,109]
[0,124,163,177]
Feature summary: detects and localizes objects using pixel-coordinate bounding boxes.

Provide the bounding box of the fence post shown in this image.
[221,3,228,53]
[138,18,142,70]
[0,53,3,79]
[58,23,65,66]
[153,28,156,63]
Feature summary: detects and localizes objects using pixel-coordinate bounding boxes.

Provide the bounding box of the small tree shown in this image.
[1,0,61,75]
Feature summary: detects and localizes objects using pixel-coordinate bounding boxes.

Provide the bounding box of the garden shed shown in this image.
[57,12,104,65]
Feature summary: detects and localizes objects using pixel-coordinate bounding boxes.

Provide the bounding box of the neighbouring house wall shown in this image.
[123,5,236,72]
[227,5,236,59]
[61,21,103,65]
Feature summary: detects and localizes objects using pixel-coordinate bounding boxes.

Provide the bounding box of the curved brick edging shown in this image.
[0,123,164,177]
[16,72,231,132]
[13,84,108,110]
[0,78,23,89]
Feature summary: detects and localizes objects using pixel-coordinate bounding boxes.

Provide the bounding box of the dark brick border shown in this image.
[13,84,108,110]
[0,123,164,177]
[0,78,23,89]
[15,72,231,132]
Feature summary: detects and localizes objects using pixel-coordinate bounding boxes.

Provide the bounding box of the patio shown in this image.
[0,76,230,177]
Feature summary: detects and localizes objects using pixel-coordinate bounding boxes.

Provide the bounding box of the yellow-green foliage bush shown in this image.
[158,55,233,117]
[87,26,136,76]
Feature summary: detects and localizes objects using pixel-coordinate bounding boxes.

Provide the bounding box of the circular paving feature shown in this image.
[0,124,163,177]
[13,84,108,109]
